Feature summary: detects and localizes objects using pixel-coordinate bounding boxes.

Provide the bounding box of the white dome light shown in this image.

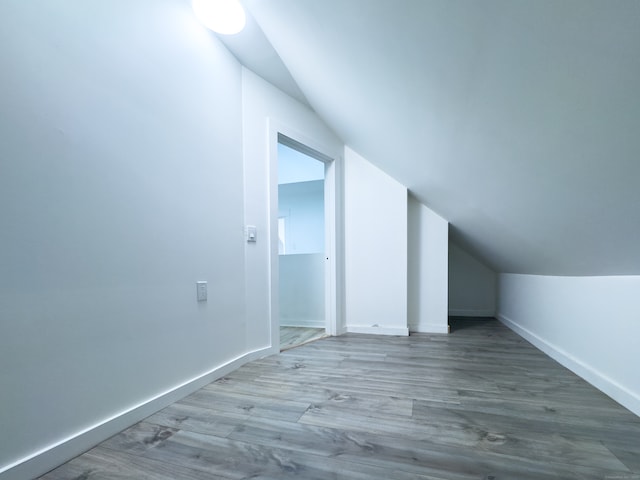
[192,0,246,35]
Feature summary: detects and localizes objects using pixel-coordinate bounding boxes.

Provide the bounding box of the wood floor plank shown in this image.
[38,318,640,480]
[104,422,439,480]
[280,327,326,351]
[143,403,242,438]
[39,445,229,480]
[181,388,311,422]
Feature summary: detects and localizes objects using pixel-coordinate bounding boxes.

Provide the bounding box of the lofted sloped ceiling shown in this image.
[242,0,640,275]
[215,7,310,106]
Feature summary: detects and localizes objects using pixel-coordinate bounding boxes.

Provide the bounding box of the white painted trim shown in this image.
[409,323,450,334]
[346,326,409,336]
[323,158,338,336]
[498,313,640,418]
[0,347,270,480]
[448,309,495,317]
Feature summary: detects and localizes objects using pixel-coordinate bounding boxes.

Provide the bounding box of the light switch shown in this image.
[196,281,207,302]
[246,225,257,243]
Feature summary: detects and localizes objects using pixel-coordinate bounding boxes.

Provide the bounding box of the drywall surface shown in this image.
[407,197,449,333]
[278,179,325,328]
[278,142,324,184]
[242,68,344,346]
[278,180,324,255]
[449,243,497,317]
[279,254,325,327]
[247,0,640,277]
[498,274,640,416]
[0,1,253,477]
[344,148,408,335]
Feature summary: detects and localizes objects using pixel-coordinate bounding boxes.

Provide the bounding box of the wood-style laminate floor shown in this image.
[40,318,640,479]
[280,326,326,351]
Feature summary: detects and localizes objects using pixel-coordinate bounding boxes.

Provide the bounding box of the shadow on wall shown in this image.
[448,316,497,333]
[448,243,497,317]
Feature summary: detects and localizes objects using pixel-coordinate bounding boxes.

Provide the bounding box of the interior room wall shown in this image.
[277,142,324,185]
[279,254,325,328]
[407,196,449,333]
[0,2,257,478]
[278,180,325,327]
[344,147,408,335]
[498,274,640,417]
[278,180,324,255]
[449,243,497,317]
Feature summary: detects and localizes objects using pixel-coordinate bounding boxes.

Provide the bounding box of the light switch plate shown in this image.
[246,225,257,242]
[196,281,207,302]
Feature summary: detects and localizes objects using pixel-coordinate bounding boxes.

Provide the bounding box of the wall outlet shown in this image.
[196,281,207,302]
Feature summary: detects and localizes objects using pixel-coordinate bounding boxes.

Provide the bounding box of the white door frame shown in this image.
[267,119,342,347]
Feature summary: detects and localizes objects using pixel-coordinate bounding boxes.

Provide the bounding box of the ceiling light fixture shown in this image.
[192,0,246,35]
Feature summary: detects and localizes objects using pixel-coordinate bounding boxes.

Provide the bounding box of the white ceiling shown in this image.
[238,0,640,275]
[215,7,309,106]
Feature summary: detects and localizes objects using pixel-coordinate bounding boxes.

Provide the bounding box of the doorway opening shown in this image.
[277,138,328,350]
[267,123,341,353]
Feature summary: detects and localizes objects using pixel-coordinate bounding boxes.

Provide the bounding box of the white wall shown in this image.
[279,254,325,327]
[407,196,449,333]
[498,274,640,417]
[344,148,408,336]
[0,2,262,479]
[278,180,324,255]
[278,142,324,185]
[278,180,325,328]
[241,68,344,345]
[449,243,497,317]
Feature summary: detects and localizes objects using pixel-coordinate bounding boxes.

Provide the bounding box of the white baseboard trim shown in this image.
[409,323,450,334]
[0,347,271,480]
[498,313,640,418]
[346,325,409,336]
[448,309,495,317]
